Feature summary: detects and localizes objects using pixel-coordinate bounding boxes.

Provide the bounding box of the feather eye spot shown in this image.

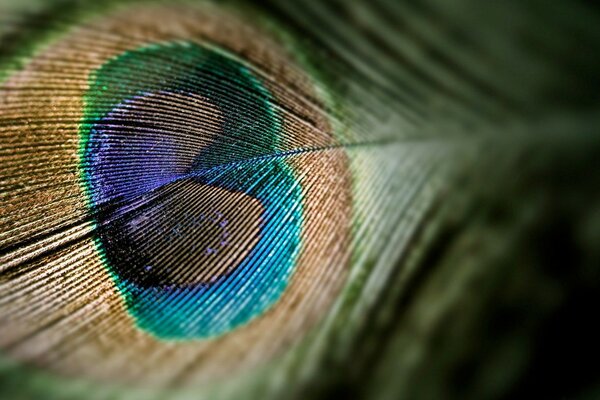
[1,3,352,383]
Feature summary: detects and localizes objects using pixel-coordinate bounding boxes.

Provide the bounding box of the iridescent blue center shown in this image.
[80,42,303,338]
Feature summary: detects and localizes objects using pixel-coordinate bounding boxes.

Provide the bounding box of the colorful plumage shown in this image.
[1,0,600,399]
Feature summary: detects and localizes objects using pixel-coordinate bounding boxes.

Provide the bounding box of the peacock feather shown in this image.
[1,0,599,399]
